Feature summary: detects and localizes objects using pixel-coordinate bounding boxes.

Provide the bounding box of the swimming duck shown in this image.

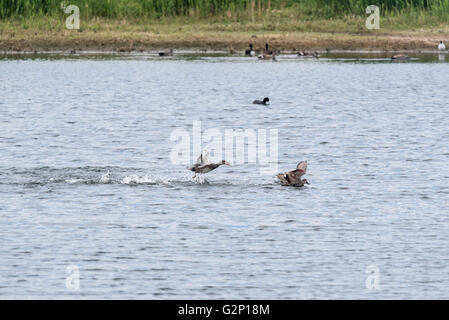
[189,151,230,178]
[253,97,270,105]
[245,43,255,56]
[158,49,173,56]
[277,161,309,187]
[438,41,446,50]
[391,54,410,60]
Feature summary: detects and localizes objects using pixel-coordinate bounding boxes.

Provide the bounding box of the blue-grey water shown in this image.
[1,54,448,299]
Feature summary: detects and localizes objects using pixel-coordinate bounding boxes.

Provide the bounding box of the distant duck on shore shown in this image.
[298,51,319,58]
[257,43,276,60]
[258,53,276,61]
[391,54,410,60]
[438,41,446,51]
[158,49,173,56]
[245,43,255,56]
[265,43,273,55]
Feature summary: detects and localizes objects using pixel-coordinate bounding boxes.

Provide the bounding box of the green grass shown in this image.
[2,0,449,23]
[2,0,449,52]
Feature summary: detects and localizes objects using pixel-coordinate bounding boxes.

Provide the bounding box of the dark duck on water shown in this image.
[252,97,270,105]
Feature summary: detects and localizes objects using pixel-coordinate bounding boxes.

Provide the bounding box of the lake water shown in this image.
[1,53,448,299]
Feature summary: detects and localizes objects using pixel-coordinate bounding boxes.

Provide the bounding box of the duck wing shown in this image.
[295,161,307,176]
[288,171,303,184]
[195,150,211,165]
[276,173,290,185]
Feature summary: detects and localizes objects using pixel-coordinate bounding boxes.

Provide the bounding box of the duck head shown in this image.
[263,97,270,104]
[221,160,231,165]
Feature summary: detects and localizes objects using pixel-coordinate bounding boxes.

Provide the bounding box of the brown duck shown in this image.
[189,151,230,179]
[277,161,309,187]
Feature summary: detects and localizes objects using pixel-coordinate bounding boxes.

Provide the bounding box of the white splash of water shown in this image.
[99,171,111,184]
[192,175,208,184]
[65,178,85,184]
[120,174,156,185]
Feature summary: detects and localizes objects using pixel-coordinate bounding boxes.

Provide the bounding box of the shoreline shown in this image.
[1,48,448,56]
[2,20,448,54]
[1,36,446,54]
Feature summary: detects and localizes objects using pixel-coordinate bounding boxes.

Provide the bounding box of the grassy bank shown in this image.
[1,1,449,52]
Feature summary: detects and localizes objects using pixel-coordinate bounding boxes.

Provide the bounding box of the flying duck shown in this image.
[438,41,446,50]
[189,151,230,178]
[391,54,410,60]
[158,49,173,56]
[253,97,270,105]
[277,161,309,187]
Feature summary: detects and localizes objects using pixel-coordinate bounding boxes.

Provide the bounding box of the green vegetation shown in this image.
[1,0,449,23]
[1,1,448,52]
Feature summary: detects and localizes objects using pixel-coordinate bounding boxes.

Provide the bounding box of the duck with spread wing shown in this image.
[276,161,309,187]
[189,151,230,179]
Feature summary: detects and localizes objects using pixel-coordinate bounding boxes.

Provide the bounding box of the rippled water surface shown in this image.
[1,54,448,299]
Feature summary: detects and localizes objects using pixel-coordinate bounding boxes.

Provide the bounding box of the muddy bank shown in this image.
[1,30,447,53]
